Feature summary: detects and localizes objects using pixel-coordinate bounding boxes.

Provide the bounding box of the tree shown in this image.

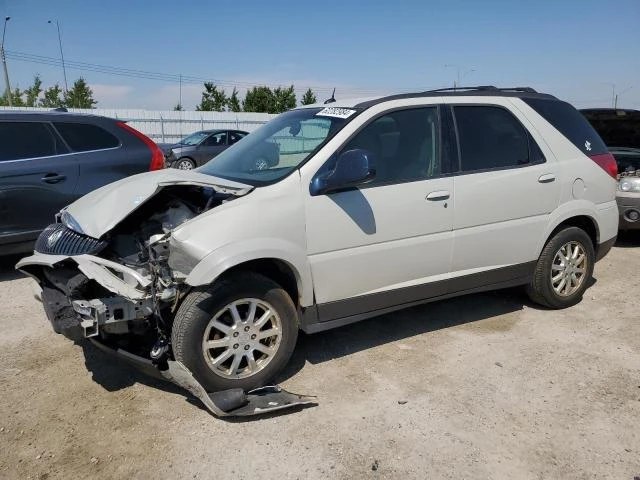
[300,88,317,105]
[227,87,241,112]
[242,86,276,113]
[24,75,43,107]
[196,82,227,111]
[0,86,25,106]
[39,84,65,108]
[273,85,296,113]
[173,103,183,111]
[64,78,97,108]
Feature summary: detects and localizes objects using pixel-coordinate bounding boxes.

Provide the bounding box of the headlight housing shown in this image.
[60,209,85,234]
[618,177,640,193]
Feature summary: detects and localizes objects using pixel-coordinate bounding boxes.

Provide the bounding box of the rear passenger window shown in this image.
[524,99,608,155]
[341,107,440,185]
[453,106,533,172]
[53,122,120,152]
[229,132,246,145]
[0,122,68,161]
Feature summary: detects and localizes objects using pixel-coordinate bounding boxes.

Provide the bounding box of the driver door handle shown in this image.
[41,173,67,184]
[426,190,450,201]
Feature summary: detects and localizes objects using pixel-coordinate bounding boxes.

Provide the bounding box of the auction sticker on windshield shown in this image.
[316,107,357,119]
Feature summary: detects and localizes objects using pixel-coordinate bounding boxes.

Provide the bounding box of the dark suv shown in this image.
[581,108,640,230]
[0,111,165,255]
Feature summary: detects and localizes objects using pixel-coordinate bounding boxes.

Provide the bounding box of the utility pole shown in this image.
[179,73,182,108]
[2,17,12,106]
[445,64,476,90]
[48,20,68,93]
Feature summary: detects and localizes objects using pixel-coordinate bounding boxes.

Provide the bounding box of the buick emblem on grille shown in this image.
[47,229,64,248]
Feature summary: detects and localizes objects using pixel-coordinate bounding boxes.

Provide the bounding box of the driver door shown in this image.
[303,105,454,321]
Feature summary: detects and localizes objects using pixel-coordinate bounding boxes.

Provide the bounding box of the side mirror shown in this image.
[310,149,376,196]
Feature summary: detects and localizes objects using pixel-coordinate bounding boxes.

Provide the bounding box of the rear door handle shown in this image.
[41,173,67,184]
[426,190,450,201]
[538,174,556,183]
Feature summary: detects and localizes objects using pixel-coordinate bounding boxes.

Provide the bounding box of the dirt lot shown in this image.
[0,234,639,480]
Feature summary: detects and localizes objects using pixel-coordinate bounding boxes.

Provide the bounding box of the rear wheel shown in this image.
[526,226,595,309]
[171,273,298,392]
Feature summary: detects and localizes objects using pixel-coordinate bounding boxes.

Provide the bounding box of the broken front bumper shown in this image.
[17,252,154,341]
[17,252,318,418]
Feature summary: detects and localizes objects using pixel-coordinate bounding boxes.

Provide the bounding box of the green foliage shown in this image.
[39,84,65,108]
[64,78,97,108]
[0,86,25,106]
[24,75,43,107]
[196,82,228,111]
[242,86,276,113]
[173,103,183,111]
[273,85,296,113]
[301,88,317,105]
[227,87,241,112]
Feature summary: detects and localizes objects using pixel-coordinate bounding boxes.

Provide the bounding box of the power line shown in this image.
[5,49,415,95]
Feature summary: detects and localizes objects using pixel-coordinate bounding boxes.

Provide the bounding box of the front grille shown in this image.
[35,223,107,256]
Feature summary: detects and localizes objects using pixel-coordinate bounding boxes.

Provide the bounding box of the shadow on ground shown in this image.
[79,340,183,396]
[615,230,640,248]
[0,255,25,282]
[278,287,532,384]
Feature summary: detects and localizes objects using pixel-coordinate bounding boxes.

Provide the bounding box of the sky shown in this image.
[0,0,638,111]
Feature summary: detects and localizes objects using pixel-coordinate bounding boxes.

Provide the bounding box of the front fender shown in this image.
[185,238,314,308]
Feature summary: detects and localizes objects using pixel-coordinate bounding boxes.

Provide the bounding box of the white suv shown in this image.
[18,86,619,393]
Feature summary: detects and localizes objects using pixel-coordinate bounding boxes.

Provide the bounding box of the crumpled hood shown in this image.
[64,169,253,239]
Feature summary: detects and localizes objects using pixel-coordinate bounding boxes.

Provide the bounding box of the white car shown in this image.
[18,86,619,394]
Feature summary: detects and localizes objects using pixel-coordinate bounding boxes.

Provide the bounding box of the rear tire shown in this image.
[526,226,595,309]
[171,272,298,392]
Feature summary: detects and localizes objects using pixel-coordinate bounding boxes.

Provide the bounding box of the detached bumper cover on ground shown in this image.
[89,337,317,417]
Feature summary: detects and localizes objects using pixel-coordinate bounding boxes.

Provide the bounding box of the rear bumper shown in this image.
[616,192,640,230]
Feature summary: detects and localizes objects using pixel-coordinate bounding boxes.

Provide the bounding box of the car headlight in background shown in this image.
[60,210,85,234]
[618,177,640,192]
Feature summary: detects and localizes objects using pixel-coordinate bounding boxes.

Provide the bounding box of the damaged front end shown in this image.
[17,171,315,417]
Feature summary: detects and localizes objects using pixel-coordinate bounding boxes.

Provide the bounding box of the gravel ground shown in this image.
[0,234,639,480]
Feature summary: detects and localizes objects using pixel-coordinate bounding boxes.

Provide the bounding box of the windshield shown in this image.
[179,131,210,146]
[198,107,357,185]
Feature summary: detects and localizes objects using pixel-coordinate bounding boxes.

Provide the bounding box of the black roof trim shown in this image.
[355,85,557,109]
[579,108,640,114]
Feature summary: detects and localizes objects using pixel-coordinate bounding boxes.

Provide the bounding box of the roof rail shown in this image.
[422,86,538,94]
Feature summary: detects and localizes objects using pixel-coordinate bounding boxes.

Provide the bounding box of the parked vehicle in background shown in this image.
[163,129,249,169]
[581,108,640,230]
[0,111,164,255]
[18,86,619,394]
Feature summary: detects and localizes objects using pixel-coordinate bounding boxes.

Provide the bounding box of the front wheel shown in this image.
[175,157,196,170]
[171,273,298,392]
[526,226,595,309]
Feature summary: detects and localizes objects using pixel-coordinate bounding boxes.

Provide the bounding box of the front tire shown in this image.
[171,273,298,392]
[526,226,595,309]
[175,157,196,170]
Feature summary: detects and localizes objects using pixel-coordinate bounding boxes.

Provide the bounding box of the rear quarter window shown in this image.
[523,98,608,156]
[53,122,120,152]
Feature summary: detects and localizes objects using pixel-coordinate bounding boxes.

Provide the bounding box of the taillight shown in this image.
[116,121,165,171]
[589,153,617,179]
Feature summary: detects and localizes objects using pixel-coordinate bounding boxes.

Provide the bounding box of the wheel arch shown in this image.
[538,214,599,258]
[217,258,300,308]
[184,240,313,307]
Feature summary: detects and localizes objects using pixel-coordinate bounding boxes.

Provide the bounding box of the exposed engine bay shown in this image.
[34,186,231,348]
